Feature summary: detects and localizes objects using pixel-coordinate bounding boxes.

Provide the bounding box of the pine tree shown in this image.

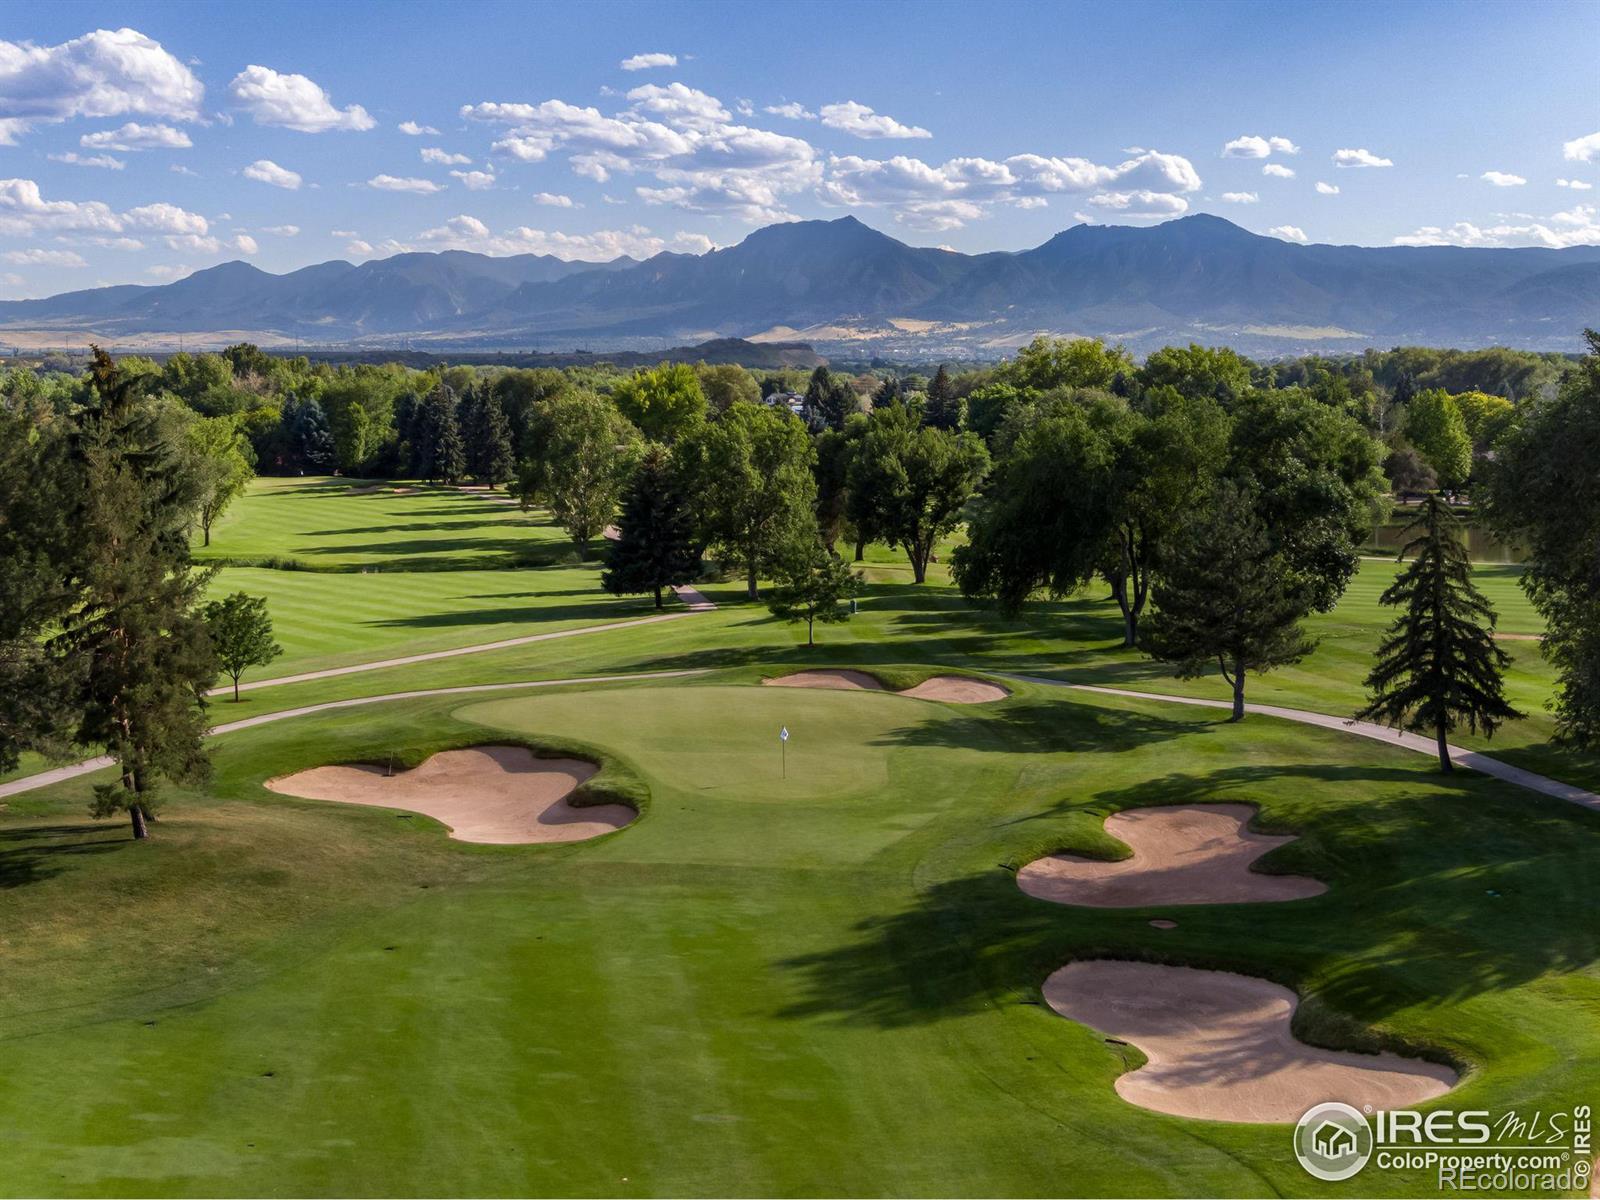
[57,348,218,839]
[601,445,698,608]
[1141,481,1316,720]
[414,385,465,483]
[469,391,515,486]
[1357,494,1522,771]
[291,397,337,472]
[925,364,964,430]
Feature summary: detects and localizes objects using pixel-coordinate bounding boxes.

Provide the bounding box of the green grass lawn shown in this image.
[196,476,583,571]
[1,678,1595,1197]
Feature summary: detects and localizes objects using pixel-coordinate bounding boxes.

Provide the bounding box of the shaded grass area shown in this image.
[195,476,584,571]
[1,679,1595,1196]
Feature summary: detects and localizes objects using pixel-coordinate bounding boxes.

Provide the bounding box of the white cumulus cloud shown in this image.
[450,169,496,190]
[532,191,574,207]
[80,121,192,151]
[1392,205,1600,249]
[1557,178,1593,190]
[1220,191,1258,203]
[1333,147,1393,168]
[228,64,374,132]
[1562,131,1600,163]
[1222,134,1299,158]
[1262,163,1295,178]
[1481,171,1526,187]
[48,151,124,170]
[620,52,677,71]
[421,147,471,165]
[398,120,438,136]
[260,224,300,236]
[368,174,443,193]
[4,248,88,267]
[1315,181,1340,195]
[764,102,816,121]
[0,28,203,141]
[242,159,302,189]
[1268,225,1308,242]
[819,101,931,139]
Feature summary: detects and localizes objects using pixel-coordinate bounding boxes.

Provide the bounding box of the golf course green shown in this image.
[3,478,1596,1197]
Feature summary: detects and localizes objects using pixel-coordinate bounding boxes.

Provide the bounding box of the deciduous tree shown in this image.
[202,592,282,701]
[766,546,861,646]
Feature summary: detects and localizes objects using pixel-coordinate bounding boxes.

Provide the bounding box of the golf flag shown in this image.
[780,726,789,742]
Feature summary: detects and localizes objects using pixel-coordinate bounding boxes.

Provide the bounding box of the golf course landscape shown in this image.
[3,474,1597,1198]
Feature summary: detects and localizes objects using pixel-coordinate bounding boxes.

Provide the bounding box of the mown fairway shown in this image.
[2,476,1596,1198]
[3,680,1597,1197]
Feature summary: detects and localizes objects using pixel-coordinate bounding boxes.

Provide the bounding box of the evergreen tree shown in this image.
[291,397,336,472]
[766,545,862,646]
[925,364,964,430]
[804,366,853,432]
[1141,480,1316,721]
[57,349,217,839]
[467,389,515,486]
[601,446,698,608]
[414,385,465,483]
[1358,494,1522,771]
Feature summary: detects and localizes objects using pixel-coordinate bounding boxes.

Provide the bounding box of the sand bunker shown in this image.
[1044,960,1456,1122]
[762,669,1008,704]
[265,745,632,845]
[1017,804,1325,908]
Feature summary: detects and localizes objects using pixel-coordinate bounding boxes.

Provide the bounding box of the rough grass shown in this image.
[1,679,1595,1197]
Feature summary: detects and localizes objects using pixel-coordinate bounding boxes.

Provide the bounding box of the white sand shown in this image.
[1044,960,1457,1122]
[266,745,632,845]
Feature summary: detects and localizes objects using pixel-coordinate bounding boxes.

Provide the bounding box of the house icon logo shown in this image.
[1294,1101,1374,1181]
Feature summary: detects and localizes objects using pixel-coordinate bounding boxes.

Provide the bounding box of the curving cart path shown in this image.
[1004,676,1600,814]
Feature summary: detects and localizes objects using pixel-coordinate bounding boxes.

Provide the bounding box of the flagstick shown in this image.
[781,735,786,780]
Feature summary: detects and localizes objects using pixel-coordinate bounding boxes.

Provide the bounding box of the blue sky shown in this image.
[2,0,1597,297]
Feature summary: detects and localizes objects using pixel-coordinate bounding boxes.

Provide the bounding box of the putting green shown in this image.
[2,678,1597,1197]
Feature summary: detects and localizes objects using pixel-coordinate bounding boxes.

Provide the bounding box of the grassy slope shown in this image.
[2,680,1595,1197]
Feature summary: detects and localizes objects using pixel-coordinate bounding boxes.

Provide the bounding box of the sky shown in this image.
[1,0,1597,298]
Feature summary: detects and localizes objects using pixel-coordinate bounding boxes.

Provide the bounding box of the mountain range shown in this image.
[3,215,1596,358]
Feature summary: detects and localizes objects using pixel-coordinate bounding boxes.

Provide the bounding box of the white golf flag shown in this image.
[780,726,789,742]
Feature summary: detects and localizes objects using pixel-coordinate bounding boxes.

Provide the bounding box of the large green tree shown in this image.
[1141,480,1316,721]
[679,401,817,599]
[1482,329,1600,746]
[766,546,861,646]
[954,390,1226,644]
[0,397,77,772]
[57,349,218,839]
[516,392,641,556]
[803,366,855,432]
[1405,389,1472,488]
[1357,495,1521,770]
[463,387,516,486]
[413,384,466,484]
[850,404,990,583]
[602,445,699,609]
[611,362,708,443]
[185,414,255,546]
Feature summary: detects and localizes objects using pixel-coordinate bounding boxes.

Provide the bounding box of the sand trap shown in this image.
[265,745,632,845]
[1044,960,1456,1122]
[1017,804,1325,908]
[1150,919,1178,930]
[762,669,1008,703]
[389,486,418,494]
[900,676,1010,703]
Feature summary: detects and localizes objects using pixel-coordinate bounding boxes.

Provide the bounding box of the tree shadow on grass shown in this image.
[365,599,639,630]
[0,824,126,889]
[774,762,1600,1031]
[868,699,1201,756]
